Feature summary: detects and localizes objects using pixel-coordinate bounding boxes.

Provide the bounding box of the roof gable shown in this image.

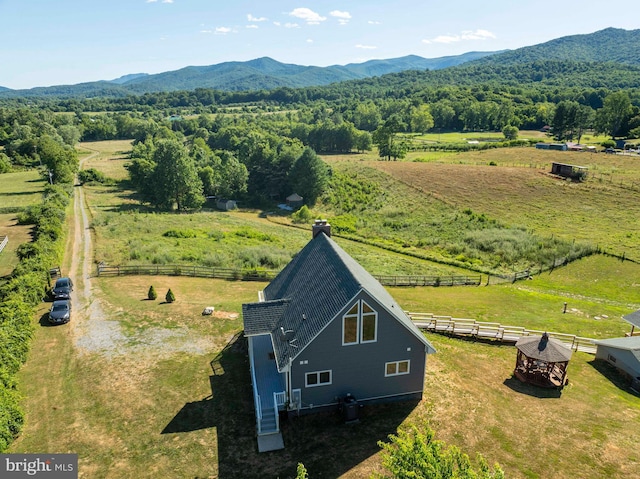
[243,232,434,370]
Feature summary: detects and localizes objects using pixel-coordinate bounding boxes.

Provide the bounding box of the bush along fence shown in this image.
[0,184,71,452]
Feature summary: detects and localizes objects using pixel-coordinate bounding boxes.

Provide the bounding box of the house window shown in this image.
[385,360,410,377]
[342,300,378,345]
[305,370,332,387]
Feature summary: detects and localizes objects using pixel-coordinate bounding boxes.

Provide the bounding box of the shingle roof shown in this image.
[515,334,573,362]
[243,232,435,371]
[242,299,290,336]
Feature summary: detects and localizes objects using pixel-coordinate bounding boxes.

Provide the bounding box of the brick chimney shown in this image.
[312,219,331,238]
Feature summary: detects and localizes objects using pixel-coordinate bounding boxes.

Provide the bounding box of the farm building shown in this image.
[550,162,588,180]
[594,336,640,391]
[513,333,572,388]
[286,192,303,208]
[216,199,237,211]
[536,143,568,151]
[242,220,436,451]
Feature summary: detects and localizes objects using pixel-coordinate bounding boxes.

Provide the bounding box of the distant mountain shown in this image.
[0,86,10,92]
[0,51,498,98]
[109,73,149,84]
[475,27,640,66]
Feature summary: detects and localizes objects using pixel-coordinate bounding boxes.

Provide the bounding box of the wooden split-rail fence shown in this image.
[409,312,598,354]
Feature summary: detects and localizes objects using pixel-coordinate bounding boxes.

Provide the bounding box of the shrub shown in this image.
[148,285,157,300]
[77,168,107,185]
[292,205,313,224]
[165,289,176,303]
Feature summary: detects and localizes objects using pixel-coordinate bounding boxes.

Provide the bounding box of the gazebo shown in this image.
[514,333,572,388]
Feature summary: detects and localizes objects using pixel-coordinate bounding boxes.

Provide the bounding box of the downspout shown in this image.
[287,357,293,410]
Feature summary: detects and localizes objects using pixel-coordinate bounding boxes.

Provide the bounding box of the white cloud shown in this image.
[284,23,300,29]
[247,14,267,22]
[246,24,258,29]
[330,10,351,25]
[215,27,233,35]
[200,30,213,34]
[289,8,326,24]
[162,0,173,3]
[146,0,158,3]
[307,38,313,43]
[368,20,381,25]
[273,21,281,27]
[423,29,496,44]
[356,44,377,50]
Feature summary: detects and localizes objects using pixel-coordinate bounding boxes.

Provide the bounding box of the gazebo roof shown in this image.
[286,193,303,201]
[515,334,572,362]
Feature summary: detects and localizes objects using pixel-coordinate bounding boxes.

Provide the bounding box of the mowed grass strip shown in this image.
[0,170,45,275]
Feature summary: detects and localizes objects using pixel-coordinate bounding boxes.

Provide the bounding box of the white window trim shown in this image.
[342,299,378,346]
[305,370,332,388]
[385,360,411,377]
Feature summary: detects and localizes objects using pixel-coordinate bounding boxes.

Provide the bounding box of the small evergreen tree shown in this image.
[165,288,176,303]
[147,285,157,300]
[296,463,309,479]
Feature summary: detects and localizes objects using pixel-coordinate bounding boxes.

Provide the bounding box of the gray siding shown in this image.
[290,290,427,409]
[596,345,640,378]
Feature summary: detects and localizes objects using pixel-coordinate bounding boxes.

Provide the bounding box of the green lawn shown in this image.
[10,139,640,478]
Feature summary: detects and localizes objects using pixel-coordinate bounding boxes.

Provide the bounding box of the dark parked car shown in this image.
[605,147,616,154]
[52,277,73,299]
[48,300,72,324]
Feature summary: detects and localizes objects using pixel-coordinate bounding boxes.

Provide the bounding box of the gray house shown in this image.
[242,220,435,451]
[594,336,640,390]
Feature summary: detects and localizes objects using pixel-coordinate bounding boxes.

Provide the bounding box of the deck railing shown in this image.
[409,312,598,354]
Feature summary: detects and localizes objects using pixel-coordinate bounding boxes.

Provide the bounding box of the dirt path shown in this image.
[68,150,213,358]
[68,150,130,356]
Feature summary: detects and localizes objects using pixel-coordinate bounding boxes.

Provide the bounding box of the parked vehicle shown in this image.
[48,300,72,324]
[52,277,73,299]
[604,147,616,154]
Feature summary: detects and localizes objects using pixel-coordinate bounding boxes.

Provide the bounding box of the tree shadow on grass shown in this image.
[503,376,562,399]
[161,331,418,479]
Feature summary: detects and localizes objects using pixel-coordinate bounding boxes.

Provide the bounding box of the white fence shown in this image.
[0,236,7,254]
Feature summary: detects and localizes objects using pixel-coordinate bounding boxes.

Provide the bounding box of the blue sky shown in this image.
[1,0,638,90]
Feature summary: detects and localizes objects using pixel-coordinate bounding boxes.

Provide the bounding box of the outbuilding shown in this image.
[594,336,640,391]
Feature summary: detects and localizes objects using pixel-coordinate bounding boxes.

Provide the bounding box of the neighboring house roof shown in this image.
[623,309,640,329]
[242,232,435,371]
[595,336,640,362]
[286,193,303,202]
[515,334,572,362]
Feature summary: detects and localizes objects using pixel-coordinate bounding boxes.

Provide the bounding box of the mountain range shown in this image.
[0,27,638,99]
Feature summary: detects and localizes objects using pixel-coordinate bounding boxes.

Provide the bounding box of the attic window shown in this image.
[342,300,378,346]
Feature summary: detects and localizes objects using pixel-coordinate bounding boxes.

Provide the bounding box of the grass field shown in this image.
[345,149,640,261]
[9,139,640,478]
[11,274,640,478]
[0,170,45,275]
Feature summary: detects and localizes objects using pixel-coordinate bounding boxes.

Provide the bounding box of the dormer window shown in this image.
[342,300,378,345]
